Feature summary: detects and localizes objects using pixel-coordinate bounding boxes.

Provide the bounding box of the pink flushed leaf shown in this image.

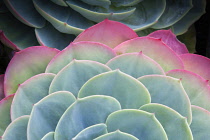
[0,31,19,50]
[0,94,14,136]
[180,54,210,82]
[4,46,59,96]
[148,30,188,55]
[0,75,4,100]
[166,69,210,111]
[46,41,116,74]
[73,19,138,48]
[114,37,184,72]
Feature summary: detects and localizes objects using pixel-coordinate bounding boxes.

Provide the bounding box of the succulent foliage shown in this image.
[0,20,210,140]
[0,0,206,49]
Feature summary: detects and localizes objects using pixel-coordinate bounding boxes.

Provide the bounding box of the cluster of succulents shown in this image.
[0,0,206,50]
[0,19,210,140]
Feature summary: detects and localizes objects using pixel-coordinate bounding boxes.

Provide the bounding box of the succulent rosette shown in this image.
[0,0,206,50]
[0,20,210,140]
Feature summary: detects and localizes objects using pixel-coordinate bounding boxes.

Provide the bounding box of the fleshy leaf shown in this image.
[72,124,107,140]
[73,19,138,48]
[4,0,46,28]
[172,0,206,35]
[80,0,111,8]
[46,41,116,74]
[33,0,94,35]
[167,69,210,111]
[1,116,29,140]
[51,0,68,6]
[28,91,76,140]
[0,12,39,50]
[190,105,210,139]
[35,22,76,49]
[11,73,55,121]
[49,60,111,96]
[140,103,193,140]
[0,75,4,100]
[94,130,139,140]
[106,109,168,140]
[0,94,14,136]
[148,29,189,55]
[4,46,59,96]
[54,95,121,140]
[120,0,166,31]
[114,37,184,71]
[111,0,143,7]
[138,75,192,124]
[66,0,136,22]
[41,132,55,140]
[78,70,151,109]
[106,52,165,78]
[180,54,210,81]
[151,0,192,29]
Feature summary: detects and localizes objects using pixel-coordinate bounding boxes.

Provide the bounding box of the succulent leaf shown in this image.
[106,52,165,78]
[94,130,139,140]
[73,19,138,48]
[140,103,193,140]
[148,29,189,55]
[151,0,193,29]
[4,46,59,96]
[49,60,111,96]
[138,75,192,124]
[46,41,116,74]
[54,95,121,140]
[72,124,107,140]
[114,37,184,71]
[1,115,29,140]
[41,132,55,140]
[167,69,210,111]
[0,94,13,136]
[0,75,4,100]
[190,106,210,140]
[78,70,151,109]
[106,109,168,140]
[28,91,76,140]
[11,73,55,121]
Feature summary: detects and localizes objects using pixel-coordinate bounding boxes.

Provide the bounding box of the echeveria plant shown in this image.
[0,20,210,140]
[0,0,206,49]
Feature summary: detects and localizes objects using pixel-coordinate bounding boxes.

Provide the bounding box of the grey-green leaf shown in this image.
[106,109,168,140]
[27,91,76,140]
[54,95,121,140]
[78,70,151,109]
[41,132,55,140]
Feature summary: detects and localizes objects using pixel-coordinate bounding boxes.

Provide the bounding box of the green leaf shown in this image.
[78,70,151,109]
[66,0,136,22]
[151,0,193,29]
[106,109,168,140]
[80,0,111,8]
[41,132,55,140]
[11,73,55,121]
[54,95,121,140]
[0,12,39,50]
[28,91,76,140]
[106,52,165,78]
[49,60,111,96]
[190,105,210,140]
[46,41,116,74]
[1,115,29,140]
[33,0,94,35]
[35,22,76,49]
[51,0,68,6]
[4,0,45,28]
[140,103,193,140]
[0,95,13,136]
[94,130,139,140]
[111,0,143,7]
[120,0,166,31]
[73,124,107,140]
[138,75,192,124]
[4,46,59,96]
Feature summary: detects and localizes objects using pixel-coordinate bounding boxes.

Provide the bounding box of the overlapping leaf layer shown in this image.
[0,20,210,140]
